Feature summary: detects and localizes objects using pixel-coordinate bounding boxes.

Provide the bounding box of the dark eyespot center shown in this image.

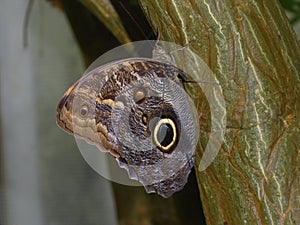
[153,118,177,152]
[157,123,174,147]
[80,105,88,116]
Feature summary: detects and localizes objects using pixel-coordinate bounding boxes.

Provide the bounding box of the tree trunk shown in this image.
[139,0,300,224]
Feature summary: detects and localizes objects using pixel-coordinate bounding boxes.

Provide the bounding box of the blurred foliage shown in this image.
[279,0,300,24]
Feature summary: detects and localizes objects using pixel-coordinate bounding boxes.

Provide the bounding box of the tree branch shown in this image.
[139,0,300,224]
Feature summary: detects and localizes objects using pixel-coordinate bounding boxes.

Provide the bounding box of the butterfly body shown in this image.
[57,58,198,198]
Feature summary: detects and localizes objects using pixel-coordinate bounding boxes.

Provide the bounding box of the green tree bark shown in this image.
[138,0,300,224]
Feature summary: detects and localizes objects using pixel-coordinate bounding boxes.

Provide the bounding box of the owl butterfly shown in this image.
[56,41,199,198]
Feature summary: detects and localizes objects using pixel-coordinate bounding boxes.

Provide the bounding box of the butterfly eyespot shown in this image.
[142,114,148,125]
[153,118,177,153]
[133,86,147,104]
[116,95,127,106]
[80,105,89,117]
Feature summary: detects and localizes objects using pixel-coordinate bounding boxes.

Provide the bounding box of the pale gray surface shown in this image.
[0,1,118,225]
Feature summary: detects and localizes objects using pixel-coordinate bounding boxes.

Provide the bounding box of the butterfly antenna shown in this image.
[182,79,220,85]
[177,71,220,85]
[119,1,150,40]
[167,40,196,55]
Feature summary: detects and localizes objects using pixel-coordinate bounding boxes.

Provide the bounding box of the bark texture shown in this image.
[138,0,300,224]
